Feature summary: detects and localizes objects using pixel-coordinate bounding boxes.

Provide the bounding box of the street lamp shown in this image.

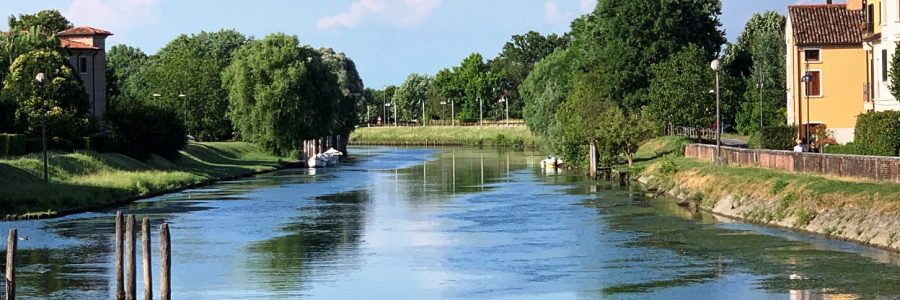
[440,99,455,127]
[710,58,723,163]
[499,95,508,126]
[756,70,765,131]
[478,97,483,126]
[802,70,813,149]
[384,102,393,127]
[34,73,49,183]
[421,98,426,127]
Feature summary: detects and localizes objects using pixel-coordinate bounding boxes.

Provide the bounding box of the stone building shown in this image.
[57,26,112,122]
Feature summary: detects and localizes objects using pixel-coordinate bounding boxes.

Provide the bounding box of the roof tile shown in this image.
[58,26,113,37]
[789,4,864,46]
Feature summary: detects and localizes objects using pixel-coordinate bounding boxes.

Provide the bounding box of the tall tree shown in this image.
[320,48,365,136]
[125,29,248,141]
[521,48,577,137]
[223,33,340,156]
[2,49,91,144]
[590,0,725,111]
[489,31,569,118]
[106,45,148,102]
[736,30,787,134]
[8,10,73,36]
[646,45,716,128]
[392,73,432,122]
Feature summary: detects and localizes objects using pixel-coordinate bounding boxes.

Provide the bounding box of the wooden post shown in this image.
[589,139,598,179]
[125,215,136,300]
[160,224,171,300]
[5,229,16,300]
[141,218,152,300]
[115,212,125,300]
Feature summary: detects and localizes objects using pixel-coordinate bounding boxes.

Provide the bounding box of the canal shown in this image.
[2,147,900,299]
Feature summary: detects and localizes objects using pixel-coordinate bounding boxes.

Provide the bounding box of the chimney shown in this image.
[847,0,864,10]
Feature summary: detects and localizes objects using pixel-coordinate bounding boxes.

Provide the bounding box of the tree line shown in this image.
[1,10,366,159]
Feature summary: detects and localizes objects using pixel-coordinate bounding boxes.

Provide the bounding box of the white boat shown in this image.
[541,156,564,169]
[308,148,344,168]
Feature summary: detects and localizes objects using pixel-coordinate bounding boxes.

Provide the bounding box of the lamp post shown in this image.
[756,70,765,131]
[441,99,454,127]
[478,97,483,126]
[154,93,188,136]
[35,73,48,183]
[382,92,387,126]
[710,59,723,163]
[421,98,426,127]
[802,70,813,149]
[499,95,508,126]
[385,102,392,127]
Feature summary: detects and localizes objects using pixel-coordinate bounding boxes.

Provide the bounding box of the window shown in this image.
[868,4,875,32]
[806,71,821,97]
[78,57,88,74]
[883,49,890,82]
[804,49,821,62]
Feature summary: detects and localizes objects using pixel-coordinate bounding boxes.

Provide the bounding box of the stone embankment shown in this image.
[636,173,900,251]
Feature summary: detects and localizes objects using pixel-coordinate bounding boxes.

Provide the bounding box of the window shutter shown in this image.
[884,49,890,82]
[809,71,821,96]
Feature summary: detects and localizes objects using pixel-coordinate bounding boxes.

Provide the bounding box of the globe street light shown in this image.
[384,102,393,127]
[710,58,723,163]
[499,95,508,126]
[35,72,49,183]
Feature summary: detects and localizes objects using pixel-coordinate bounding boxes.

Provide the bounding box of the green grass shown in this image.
[350,126,540,147]
[0,142,290,219]
[633,136,900,214]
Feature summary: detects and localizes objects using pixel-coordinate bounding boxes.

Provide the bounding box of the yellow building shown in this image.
[786,4,867,144]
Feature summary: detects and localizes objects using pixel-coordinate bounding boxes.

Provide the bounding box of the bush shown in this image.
[106,100,187,160]
[823,143,858,155]
[749,125,797,150]
[0,134,26,156]
[854,111,900,156]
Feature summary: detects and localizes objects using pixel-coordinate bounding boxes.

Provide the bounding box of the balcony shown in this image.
[861,22,879,41]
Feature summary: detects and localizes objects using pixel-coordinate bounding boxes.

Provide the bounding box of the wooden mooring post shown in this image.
[160,224,171,300]
[5,229,16,300]
[115,212,125,300]
[125,215,136,300]
[141,218,152,300]
[589,140,598,179]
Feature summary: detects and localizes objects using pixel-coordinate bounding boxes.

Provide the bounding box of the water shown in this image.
[2,147,900,299]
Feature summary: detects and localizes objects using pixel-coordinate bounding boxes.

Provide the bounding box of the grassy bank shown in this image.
[631,136,900,249]
[350,126,541,147]
[0,142,291,219]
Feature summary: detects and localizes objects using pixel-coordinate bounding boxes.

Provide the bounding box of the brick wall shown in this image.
[684,144,900,182]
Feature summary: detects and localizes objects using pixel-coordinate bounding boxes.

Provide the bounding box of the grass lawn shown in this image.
[632,136,900,213]
[350,126,541,147]
[0,142,291,219]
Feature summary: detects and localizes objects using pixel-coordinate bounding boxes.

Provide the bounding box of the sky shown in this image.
[0,0,823,88]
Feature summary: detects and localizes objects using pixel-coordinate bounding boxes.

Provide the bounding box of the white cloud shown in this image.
[317,0,441,30]
[544,1,571,25]
[65,0,160,34]
[580,0,596,13]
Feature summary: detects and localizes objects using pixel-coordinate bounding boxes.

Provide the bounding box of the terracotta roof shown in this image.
[789,4,864,46]
[60,39,100,50]
[58,26,112,37]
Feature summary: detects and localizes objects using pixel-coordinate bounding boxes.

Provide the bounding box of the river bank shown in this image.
[349,126,541,148]
[0,142,295,220]
[632,138,900,251]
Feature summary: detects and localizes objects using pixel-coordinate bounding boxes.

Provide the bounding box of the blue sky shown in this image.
[0,0,815,88]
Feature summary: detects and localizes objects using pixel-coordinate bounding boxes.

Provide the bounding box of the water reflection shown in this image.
[1,147,900,299]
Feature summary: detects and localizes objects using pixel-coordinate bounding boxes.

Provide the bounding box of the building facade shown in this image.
[786,4,867,144]
[57,26,112,122]
[862,0,900,112]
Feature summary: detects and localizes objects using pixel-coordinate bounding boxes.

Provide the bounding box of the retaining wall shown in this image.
[685,144,900,182]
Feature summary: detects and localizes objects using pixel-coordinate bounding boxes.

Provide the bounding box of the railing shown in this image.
[667,125,716,141]
[366,119,526,127]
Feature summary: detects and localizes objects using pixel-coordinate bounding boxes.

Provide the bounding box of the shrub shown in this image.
[854,111,900,156]
[749,125,797,150]
[658,155,679,175]
[823,143,858,155]
[0,134,26,156]
[106,100,187,160]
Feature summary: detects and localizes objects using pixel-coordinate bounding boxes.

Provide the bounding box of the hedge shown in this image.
[854,111,900,156]
[823,143,858,155]
[0,134,27,156]
[749,125,798,150]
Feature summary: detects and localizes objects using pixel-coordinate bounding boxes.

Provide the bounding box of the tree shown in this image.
[646,45,716,128]
[106,100,186,160]
[552,72,612,167]
[106,45,148,101]
[889,41,900,101]
[736,30,787,134]
[521,48,577,137]
[8,10,73,36]
[489,31,569,118]
[2,49,91,145]
[597,107,659,167]
[392,73,432,122]
[124,29,248,141]
[589,0,725,111]
[722,11,785,79]
[223,33,340,156]
[320,48,365,136]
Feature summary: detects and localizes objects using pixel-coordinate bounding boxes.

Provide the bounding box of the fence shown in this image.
[365,119,526,127]
[667,126,716,141]
[685,144,900,182]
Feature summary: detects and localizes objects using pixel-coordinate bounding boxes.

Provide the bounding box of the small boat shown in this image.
[308,155,327,168]
[541,156,564,169]
[309,148,344,168]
